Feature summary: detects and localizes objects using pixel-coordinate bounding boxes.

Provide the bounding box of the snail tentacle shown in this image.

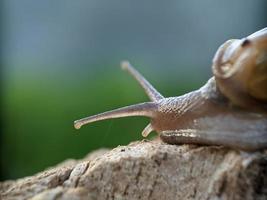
[121,61,164,101]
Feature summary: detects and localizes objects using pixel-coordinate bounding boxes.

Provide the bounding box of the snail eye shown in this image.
[241,38,250,47]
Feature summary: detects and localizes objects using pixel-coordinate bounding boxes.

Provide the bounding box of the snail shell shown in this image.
[212,28,267,111]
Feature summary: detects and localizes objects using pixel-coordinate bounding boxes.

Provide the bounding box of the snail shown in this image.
[74,27,267,151]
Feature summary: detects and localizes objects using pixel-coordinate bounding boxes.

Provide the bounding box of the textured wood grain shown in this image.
[1,141,267,200]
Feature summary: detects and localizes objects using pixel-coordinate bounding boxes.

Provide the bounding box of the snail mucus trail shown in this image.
[74,28,267,151]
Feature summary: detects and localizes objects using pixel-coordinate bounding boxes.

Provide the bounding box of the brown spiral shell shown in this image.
[212,28,267,111]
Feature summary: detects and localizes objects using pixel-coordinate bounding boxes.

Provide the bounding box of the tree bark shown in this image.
[1,141,267,200]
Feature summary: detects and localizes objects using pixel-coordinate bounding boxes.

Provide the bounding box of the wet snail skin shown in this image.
[74,28,267,151]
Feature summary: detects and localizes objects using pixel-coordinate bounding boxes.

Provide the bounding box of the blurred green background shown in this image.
[1,1,266,181]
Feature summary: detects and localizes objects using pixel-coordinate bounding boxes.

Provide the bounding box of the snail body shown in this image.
[74,28,267,151]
